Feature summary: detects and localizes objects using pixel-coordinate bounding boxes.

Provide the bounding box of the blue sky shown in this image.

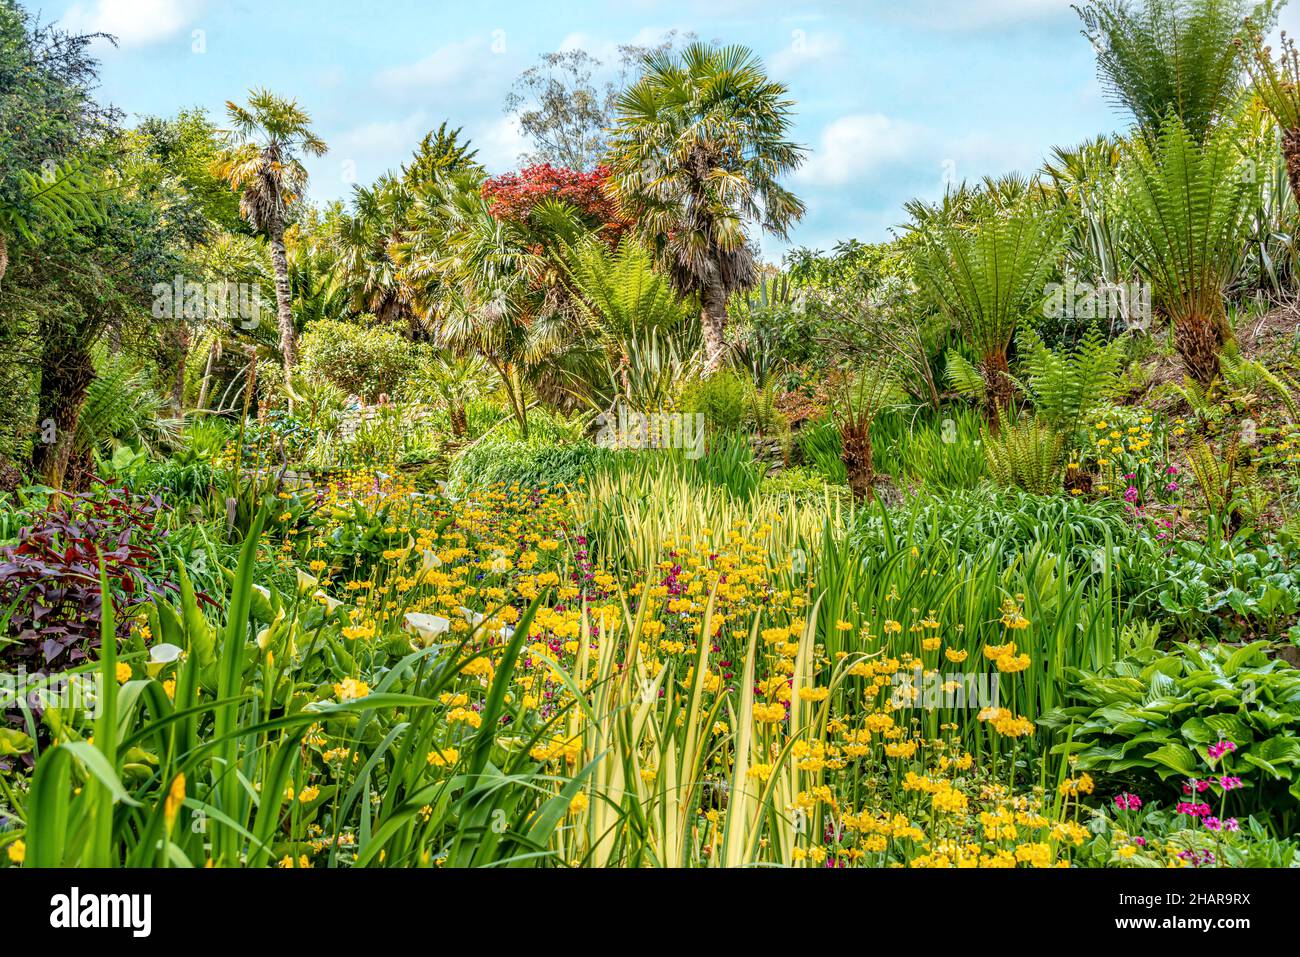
[28,0,1300,259]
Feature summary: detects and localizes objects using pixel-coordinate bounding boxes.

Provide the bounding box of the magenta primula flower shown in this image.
[1207,740,1237,761]
[1113,792,1142,811]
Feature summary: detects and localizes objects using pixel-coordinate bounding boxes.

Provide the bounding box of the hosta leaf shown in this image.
[1143,742,1198,778]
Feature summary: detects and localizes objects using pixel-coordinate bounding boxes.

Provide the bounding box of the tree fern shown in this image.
[911,200,1066,415]
[1119,115,1258,382]
[75,350,181,457]
[1074,0,1275,143]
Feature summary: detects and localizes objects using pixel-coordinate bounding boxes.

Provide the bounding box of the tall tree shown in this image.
[1241,17,1300,206]
[396,172,585,436]
[504,33,694,171]
[0,1,114,286]
[402,122,482,189]
[606,42,806,373]
[213,89,326,376]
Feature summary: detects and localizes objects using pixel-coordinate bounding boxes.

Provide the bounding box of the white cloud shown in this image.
[333,113,434,166]
[472,116,530,173]
[769,30,846,76]
[374,35,510,97]
[797,113,928,186]
[60,0,202,48]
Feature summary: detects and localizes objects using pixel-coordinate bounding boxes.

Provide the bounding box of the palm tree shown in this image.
[911,199,1067,420]
[1119,116,1258,383]
[331,177,414,331]
[1074,0,1274,143]
[1039,136,1128,288]
[213,89,327,377]
[605,43,806,373]
[396,172,580,437]
[421,352,495,439]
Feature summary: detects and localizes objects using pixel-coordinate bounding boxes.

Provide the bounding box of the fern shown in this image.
[1185,432,1256,532]
[943,350,987,402]
[1157,375,1225,426]
[75,350,181,457]
[2,159,106,242]
[984,414,1066,494]
[1014,327,1126,437]
[1220,345,1299,421]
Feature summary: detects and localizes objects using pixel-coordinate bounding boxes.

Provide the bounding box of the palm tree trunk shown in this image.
[172,320,190,412]
[268,225,297,374]
[197,336,219,411]
[700,281,729,375]
[1284,128,1300,209]
[0,230,8,285]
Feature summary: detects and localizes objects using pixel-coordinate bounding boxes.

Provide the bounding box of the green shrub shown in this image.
[680,370,748,434]
[760,466,849,506]
[299,318,422,401]
[984,415,1065,494]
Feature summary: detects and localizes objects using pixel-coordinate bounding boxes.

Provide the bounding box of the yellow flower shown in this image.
[164,773,186,831]
[6,840,25,864]
[333,677,370,702]
[115,662,132,684]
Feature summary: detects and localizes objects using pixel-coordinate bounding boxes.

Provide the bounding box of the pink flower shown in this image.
[1218,776,1243,790]
[1176,801,1213,818]
[1124,486,1139,504]
[1114,792,1143,811]
[1207,741,1237,761]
